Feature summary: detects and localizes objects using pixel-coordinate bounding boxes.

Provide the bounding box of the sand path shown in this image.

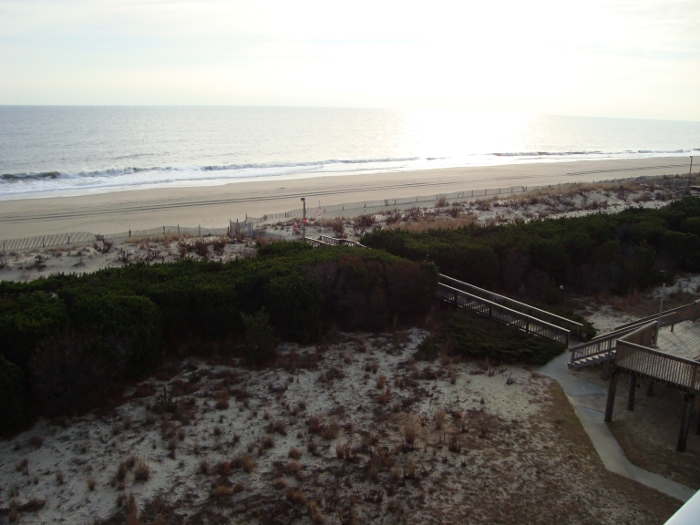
[538,351,697,502]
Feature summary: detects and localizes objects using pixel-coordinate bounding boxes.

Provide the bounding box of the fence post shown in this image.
[129,230,131,238]
[199,225,201,237]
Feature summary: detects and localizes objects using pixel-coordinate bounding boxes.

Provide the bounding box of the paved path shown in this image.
[538,351,697,502]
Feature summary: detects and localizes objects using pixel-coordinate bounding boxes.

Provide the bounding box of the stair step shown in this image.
[570,352,615,369]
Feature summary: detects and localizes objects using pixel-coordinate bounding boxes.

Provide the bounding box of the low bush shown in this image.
[446,309,565,365]
[362,197,700,298]
[0,356,25,434]
[29,331,124,417]
[0,291,67,368]
[0,244,436,431]
[241,309,277,365]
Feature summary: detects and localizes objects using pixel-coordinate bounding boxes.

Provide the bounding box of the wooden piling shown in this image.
[678,394,695,452]
[604,371,618,422]
[627,373,637,411]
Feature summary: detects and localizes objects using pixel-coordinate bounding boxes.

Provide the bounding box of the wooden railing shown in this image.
[612,300,700,332]
[439,274,585,339]
[304,238,331,248]
[569,322,658,367]
[436,283,570,345]
[570,300,700,369]
[616,340,700,393]
[318,235,366,248]
[622,321,658,347]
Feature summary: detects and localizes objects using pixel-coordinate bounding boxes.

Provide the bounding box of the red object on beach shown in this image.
[302,217,307,224]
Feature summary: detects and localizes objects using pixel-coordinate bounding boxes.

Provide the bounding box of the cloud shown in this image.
[0,0,698,119]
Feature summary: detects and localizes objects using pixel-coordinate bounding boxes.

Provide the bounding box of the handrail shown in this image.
[569,322,654,366]
[437,282,570,345]
[616,340,700,393]
[612,300,700,331]
[304,238,332,248]
[570,300,700,368]
[439,274,584,338]
[318,235,366,248]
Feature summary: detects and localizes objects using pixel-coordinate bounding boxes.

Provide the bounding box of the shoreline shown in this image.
[0,156,693,239]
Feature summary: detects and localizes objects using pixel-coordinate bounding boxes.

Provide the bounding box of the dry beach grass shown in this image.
[0,330,682,524]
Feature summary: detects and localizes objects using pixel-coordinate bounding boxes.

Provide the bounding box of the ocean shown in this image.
[1,106,699,198]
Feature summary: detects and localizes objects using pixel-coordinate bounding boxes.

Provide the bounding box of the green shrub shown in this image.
[258,240,313,258]
[0,355,25,433]
[265,274,323,343]
[29,331,123,417]
[0,292,67,368]
[64,293,163,377]
[446,309,565,365]
[362,197,700,297]
[241,309,277,365]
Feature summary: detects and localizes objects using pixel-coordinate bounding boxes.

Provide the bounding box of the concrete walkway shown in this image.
[538,351,697,502]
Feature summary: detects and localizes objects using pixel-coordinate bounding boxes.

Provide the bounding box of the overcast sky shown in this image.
[1,0,698,120]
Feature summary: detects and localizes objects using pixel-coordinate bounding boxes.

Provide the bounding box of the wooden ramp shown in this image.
[436,276,574,346]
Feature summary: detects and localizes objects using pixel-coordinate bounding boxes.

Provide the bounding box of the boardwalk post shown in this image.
[604,371,618,422]
[627,373,637,411]
[678,394,695,452]
[301,198,306,241]
[646,381,654,397]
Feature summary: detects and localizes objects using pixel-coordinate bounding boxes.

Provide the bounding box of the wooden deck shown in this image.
[656,321,700,362]
[570,299,700,369]
[604,319,700,451]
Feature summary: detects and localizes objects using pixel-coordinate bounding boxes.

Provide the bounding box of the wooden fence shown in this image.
[436,283,570,345]
[0,224,237,252]
[439,274,584,339]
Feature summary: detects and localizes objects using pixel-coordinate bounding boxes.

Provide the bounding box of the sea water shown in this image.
[1,106,699,198]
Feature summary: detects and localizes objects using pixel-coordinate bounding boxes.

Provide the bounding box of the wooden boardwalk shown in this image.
[436,281,571,346]
[570,299,700,369]
[439,275,585,339]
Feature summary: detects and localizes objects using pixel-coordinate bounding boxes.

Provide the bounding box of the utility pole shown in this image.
[301,198,306,241]
[689,156,694,188]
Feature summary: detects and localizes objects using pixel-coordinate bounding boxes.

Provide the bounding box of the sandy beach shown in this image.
[0,156,693,240]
